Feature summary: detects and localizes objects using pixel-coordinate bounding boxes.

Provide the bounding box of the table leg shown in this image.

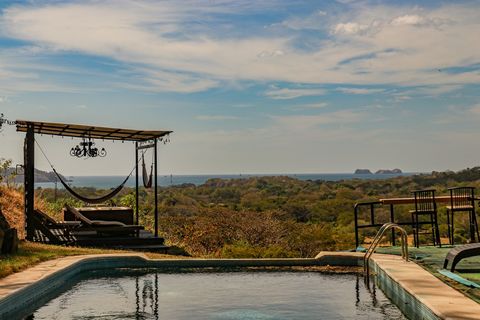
[390,204,395,246]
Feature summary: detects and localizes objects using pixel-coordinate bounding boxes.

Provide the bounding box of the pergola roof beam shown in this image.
[16,120,172,142]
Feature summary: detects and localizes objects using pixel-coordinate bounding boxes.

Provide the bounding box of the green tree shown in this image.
[0,158,16,187]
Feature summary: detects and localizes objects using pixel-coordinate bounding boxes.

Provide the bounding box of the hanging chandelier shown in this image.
[70,137,106,158]
[0,113,16,132]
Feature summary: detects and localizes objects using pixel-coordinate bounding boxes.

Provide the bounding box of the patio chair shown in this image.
[446,187,479,245]
[443,243,480,272]
[410,189,441,247]
[64,204,144,236]
[32,209,79,245]
[34,208,81,229]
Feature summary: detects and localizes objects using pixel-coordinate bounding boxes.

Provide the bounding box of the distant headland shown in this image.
[6,167,67,183]
[354,168,402,174]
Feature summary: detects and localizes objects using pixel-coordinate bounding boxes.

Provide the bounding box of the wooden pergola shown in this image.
[16,120,172,241]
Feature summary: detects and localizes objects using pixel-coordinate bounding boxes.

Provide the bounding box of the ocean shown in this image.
[34,172,417,189]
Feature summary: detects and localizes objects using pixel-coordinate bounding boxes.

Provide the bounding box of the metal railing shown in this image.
[363,223,409,279]
[354,201,393,248]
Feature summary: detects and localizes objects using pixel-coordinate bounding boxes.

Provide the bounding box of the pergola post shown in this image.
[135,142,139,226]
[24,123,35,241]
[154,138,158,237]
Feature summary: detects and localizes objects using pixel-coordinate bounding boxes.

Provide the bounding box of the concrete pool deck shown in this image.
[369,253,480,319]
[0,252,479,319]
[376,246,480,304]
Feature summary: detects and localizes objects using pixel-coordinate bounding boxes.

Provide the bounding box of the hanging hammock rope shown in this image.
[53,168,129,204]
[35,139,143,204]
[142,152,153,189]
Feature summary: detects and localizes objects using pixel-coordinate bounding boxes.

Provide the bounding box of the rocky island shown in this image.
[354,169,373,174]
[354,168,403,174]
[375,168,402,174]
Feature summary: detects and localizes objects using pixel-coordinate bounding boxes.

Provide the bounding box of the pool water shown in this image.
[29,271,407,320]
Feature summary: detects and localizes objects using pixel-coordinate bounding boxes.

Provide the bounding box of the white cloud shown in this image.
[265,87,326,99]
[337,87,385,95]
[432,103,480,125]
[129,69,220,93]
[333,22,371,35]
[390,14,450,28]
[390,84,463,100]
[0,67,80,94]
[419,85,463,96]
[469,104,480,115]
[196,115,239,121]
[0,1,480,92]
[293,102,328,109]
[417,85,463,96]
[280,10,327,31]
[0,1,293,91]
[391,94,412,102]
[272,109,363,131]
[257,50,285,58]
[391,15,426,26]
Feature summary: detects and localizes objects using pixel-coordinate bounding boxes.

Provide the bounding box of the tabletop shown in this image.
[380,196,474,205]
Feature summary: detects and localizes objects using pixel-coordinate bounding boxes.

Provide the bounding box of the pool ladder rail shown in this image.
[364,223,409,279]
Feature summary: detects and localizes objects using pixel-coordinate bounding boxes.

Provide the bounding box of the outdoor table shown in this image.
[379,196,474,229]
[355,196,476,247]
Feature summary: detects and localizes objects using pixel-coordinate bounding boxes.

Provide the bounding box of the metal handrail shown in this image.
[363,223,409,277]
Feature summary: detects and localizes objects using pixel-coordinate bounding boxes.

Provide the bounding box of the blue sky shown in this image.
[0,0,479,175]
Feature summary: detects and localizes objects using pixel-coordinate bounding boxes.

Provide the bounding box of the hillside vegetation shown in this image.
[30,167,480,258]
[0,186,52,239]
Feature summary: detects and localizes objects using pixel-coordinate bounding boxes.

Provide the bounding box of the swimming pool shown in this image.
[28,270,407,319]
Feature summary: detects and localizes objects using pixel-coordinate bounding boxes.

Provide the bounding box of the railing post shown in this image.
[390,204,395,246]
[370,204,375,226]
[354,204,359,249]
[154,138,158,237]
[354,201,382,249]
[135,142,139,226]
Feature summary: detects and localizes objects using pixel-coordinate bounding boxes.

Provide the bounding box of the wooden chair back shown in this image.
[448,187,475,209]
[413,189,436,212]
[34,209,58,226]
[65,204,94,225]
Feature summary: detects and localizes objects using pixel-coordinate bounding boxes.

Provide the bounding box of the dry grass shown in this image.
[0,186,54,240]
[0,186,26,239]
